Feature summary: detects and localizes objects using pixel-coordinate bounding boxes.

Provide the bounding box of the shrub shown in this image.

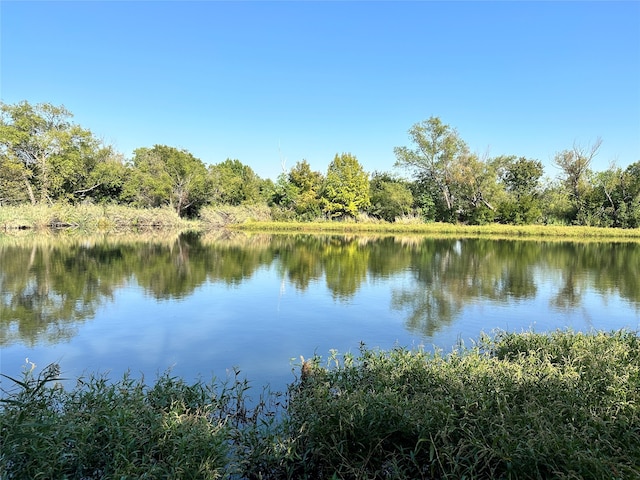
[282,331,640,479]
[200,205,272,228]
[0,365,233,479]
[0,204,192,231]
[2,331,638,479]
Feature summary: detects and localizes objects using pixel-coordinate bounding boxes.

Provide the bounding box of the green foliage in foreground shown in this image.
[1,330,639,479]
[285,331,640,479]
[0,365,239,479]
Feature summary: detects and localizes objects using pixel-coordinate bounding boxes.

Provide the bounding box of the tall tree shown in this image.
[0,101,106,204]
[73,149,128,203]
[288,160,323,219]
[585,161,640,228]
[451,153,501,224]
[620,161,640,228]
[271,161,324,220]
[553,138,602,222]
[0,156,29,205]
[322,153,370,218]
[497,156,544,224]
[122,145,209,216]
[539,178,573,225]
[394,117,468,221]
[208,159,263,206]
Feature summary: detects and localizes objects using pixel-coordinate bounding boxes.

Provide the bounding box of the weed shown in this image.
[2,331,639,479]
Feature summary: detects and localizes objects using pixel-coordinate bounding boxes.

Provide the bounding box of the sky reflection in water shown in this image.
[1,232,639,393]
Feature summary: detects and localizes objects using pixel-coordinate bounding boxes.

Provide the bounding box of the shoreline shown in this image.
[2,204,640,240]
[2,330,639,479]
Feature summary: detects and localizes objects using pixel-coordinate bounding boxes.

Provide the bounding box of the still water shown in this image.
[1,231,639,392]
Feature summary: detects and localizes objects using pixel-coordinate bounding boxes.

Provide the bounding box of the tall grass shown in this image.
[280,330,640,479]
[199,205,272,228]
[3,204,639,240]
[2,330,639,479]
[0,363,248,479]
[232,219,640,240]
[0,204,195,231]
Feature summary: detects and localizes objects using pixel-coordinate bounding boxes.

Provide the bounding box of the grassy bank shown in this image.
[2,204,640,239]
[233,219,640,239]
[0,204,196,231]
[2,330,639,479]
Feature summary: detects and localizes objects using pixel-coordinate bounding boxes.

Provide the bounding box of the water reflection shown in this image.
[1,232,639,348]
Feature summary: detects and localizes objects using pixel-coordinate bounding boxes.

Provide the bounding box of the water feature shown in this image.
[2,231,639,393]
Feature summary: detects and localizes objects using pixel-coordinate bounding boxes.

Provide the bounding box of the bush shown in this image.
[0,204,192,231]
[199,204,272,228]
[2,330,638,479]
[0,365,234,479]
[282,331,640,479]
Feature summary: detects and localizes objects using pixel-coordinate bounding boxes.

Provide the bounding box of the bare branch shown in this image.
[73,183,102,195]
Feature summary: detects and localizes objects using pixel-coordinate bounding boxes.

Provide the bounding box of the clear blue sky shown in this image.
[2,1,639,180]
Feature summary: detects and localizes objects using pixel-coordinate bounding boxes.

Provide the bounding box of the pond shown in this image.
[1,231,639,393]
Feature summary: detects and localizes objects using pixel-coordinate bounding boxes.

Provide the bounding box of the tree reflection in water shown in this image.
[1,232,639,347]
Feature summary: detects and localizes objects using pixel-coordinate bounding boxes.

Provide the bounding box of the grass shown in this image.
[199,204,272,228]
[0,364,245,479]
[232,219,640,240]
[2,204,640,240]
[0,204,196,231]
[2,330,639,479]
[282,330,640,479]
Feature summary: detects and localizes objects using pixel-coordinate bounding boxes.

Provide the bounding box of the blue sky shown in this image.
[2,1,639,180]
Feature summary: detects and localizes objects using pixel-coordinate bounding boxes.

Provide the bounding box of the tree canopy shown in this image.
[1,101,637,228]
[322,153,370,218]
[271,160,324,220]
[0,101,119,205]
[369,172,413,222]
[394,117,468,219]
[496,156,544,224]
[122,145,209,216]
[209,159,264,206]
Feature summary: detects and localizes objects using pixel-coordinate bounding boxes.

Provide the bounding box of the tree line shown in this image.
[1,101,639,227]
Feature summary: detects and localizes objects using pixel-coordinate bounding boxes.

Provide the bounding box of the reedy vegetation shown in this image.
[4,203,640,240]
[2,330,639,479]
[2,101,639,228]
[0,204,196,231]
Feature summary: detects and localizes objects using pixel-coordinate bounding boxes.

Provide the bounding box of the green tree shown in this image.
[270,172,300,214]
[583,161,640,228]
[77,150,128,203]
[553,138,602,223]
[540,178,573,225]
[0,156,29,205]
[322,153,370,218]
[209,159,263,206]
[408,176,438,222]
[0,101,111,204]
[581,166,623,227]
[497,156,544,224]
[271,160,324,220]
[619,161,640,227]
[57,145,128,204]
[368,172,414,222]
[288,160,323,219]
[451,153,501,224]
[394,117,468,222]
[122,145,209,216]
